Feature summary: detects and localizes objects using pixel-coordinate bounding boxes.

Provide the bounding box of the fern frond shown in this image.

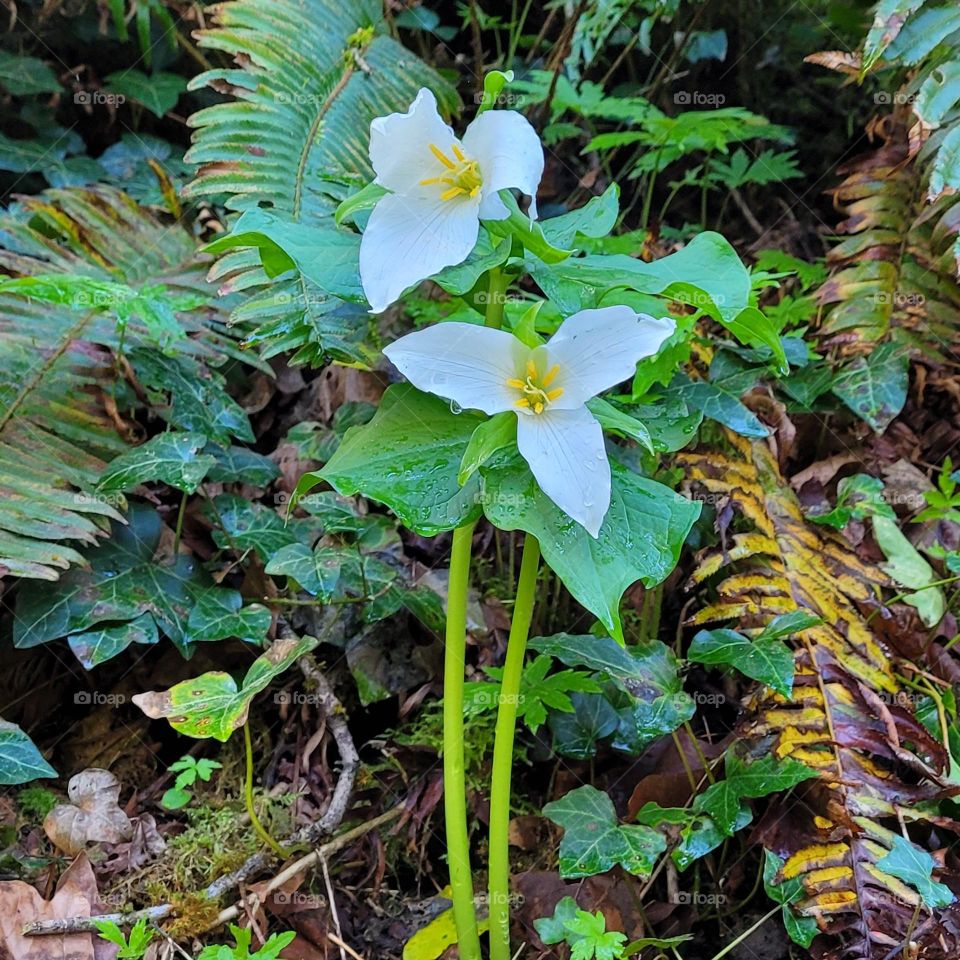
[0,186,258,580]
[681,434,954,956]
[183,0,459,364]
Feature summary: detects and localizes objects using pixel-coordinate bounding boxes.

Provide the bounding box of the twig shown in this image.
[328,933,365,960]
[21,906,172,936]
[293,654,360,843]
[212,807,403,928]
[321,853,347,960]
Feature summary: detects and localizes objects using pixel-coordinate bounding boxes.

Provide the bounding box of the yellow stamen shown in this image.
[429,143,456,169]
[440,186,464,201]
[451,144,467,162]
[515,398,530,408]
[506,359,565,415]
[534,402,544,414]
[526,358,538,379]
[542,364,560,387]
[546,388,564,402]
[506,378,526,389]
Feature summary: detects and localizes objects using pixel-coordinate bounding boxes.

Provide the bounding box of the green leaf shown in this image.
[529,232,787,372]
[548,692,620,758]
[0,720,56,785]
[670,370,768,438]
[204,208,363,302]
[542,784,666,879]
[687,628,795,697]
[872,514,946,626]
[0,50,61,95]
[132,635,319,741]
[458,413,516,485]
[68,613,160,670]
[104,69,187,117]
[203,444,280,486]
[14,503,266,662]
[481,461,700,640]
[862,0,926,70]
[586,398,654,453]
[477,69,514,114]
[318,384,484,536]
[693,754,817,836]
[832,342,909,432]
[534,897,581,945]
[265,543,343,600]
[807,473,894,528]
[335,182,388,225]
[876,834,956,909]
[207,495,303,561]
[432,230,512,297]
[930,125,960,200]
[762,850,818,947]
[487,191,576,263]
[541,185,620,247]
[98,432,216,494]
[186,591,271,644]
[886,6,960,64]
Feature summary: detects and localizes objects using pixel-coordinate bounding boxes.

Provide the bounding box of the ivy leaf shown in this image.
[832,342,909,432]
[0,720,56,785]
[876,835,956,909]
[670,369,768,438]
[133,636,318,741]
[104,69,187,117]
[687,627,795,697]
[0,50,61,95]
[530,634,694,751]
[68,613,159,670]
[264,543,343,600]
[763,850,818,947]
[186,591,271,645]
[693,754,817,836]
[98,432,216,494]
[549,692,620,758]
[318,384,484,536]
[542,784,666,879]
[873,514,946,626]
[482,461,700,641]
[14,503,267,663]
[203,443,280,486]
[207,495,303,561]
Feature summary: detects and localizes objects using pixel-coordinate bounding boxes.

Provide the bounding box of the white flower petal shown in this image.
[360,193,480,312]
[461,110,545,220]
[383,321,524,414]
[516,406,611,537]
[546,307,675,408]
[369,88,459,198]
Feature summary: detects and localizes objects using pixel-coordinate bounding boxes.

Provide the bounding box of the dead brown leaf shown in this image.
[0,854,117,960]
[44,769,133,856]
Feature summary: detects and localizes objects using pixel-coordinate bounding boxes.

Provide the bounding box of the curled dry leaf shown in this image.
[44,768,133,856]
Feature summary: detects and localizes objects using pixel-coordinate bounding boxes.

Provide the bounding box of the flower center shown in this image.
[507,358,563,415]
[420,142,483,201]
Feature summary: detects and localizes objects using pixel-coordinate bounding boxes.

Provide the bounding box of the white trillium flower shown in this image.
[383,306,676,537]
[359,88,544,313]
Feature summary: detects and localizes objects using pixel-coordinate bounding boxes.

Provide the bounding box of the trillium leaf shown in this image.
[528,231,787,372]
[541,185,620,247]
[98,432,215,494]
[204,208,363,302]
[133,635,318,741]
[482,461,700,640]
[318,384,484,536]
[458,412,516,485]
[487,191,575,264]
[876,835,956,909]
[0,720,56,785]
[687,627,795,697]
[542,784,666,879]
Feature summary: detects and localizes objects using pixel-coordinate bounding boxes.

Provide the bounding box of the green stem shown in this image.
[443,523,482,960]
[243,721,287,858]
[488,535,541,960]
[485,268,508,329]
[172,490,188,554]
